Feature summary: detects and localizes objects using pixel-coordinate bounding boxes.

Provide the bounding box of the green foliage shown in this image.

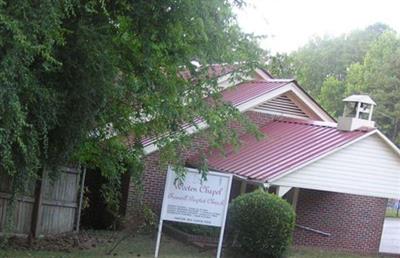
[319,76,345,117]
[265,53,296,78]
[266,23,392,100]
[267,23,400,145]
[141,205,157,231]
[290,23,392,97]
[345,63,365,96]
[351,31,400,143]
[0,0,263,201]
[229,190,296,258]
[0,0,66,193]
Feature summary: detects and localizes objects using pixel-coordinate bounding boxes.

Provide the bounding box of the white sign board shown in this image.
[161,167,232,227]
[155,166,233,258]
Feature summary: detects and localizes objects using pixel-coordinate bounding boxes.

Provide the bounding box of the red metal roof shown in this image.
[141,80,291,147]
[202,119,373,182]
[221,80,291,106]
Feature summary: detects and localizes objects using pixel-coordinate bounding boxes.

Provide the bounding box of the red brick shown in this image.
[294,189,387,254]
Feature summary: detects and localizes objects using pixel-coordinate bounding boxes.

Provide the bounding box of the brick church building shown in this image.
[124,67,400,254]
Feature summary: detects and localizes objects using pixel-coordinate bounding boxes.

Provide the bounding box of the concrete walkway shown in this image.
[380,218,400,254]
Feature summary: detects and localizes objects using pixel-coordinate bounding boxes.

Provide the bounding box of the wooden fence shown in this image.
[0,167,81,237]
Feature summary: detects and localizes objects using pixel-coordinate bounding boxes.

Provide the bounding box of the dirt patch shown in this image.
[1,231,118,252]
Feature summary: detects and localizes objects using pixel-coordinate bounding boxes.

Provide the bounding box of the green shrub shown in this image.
[228,190,295,258]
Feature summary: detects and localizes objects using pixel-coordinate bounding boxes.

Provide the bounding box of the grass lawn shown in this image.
[0,232,391,258]
[386,209,400,218]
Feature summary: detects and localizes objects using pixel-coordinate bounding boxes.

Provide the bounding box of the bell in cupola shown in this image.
[337,95,376,131]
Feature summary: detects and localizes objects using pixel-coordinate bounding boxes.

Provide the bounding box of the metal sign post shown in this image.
[154,219,163,257]
[155,166,232,258]
[216,172,232,258]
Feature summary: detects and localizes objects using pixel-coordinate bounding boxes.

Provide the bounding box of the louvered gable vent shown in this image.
[252,94,310,119]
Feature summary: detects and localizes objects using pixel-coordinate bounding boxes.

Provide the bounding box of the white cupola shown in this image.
[337,95,376,131]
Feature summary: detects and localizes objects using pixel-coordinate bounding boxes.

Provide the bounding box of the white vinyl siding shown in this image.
[272,134,400,199]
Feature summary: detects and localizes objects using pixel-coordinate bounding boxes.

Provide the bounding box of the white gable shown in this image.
[272,133,400,199]
[238,83,334,122]
[249,91,327,121]
[252,94,311,119]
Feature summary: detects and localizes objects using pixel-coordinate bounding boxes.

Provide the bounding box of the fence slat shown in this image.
[0,167,80,236]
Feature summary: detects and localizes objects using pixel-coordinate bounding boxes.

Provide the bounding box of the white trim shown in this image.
[269,130,378,183]
[274,182,399,200]
[234,83,294,112]
[214,171,264,186]
[368,105,374,121]
[211,170,264,186]
[215,73,245,91]
[236,82,334,122]
[290,85,335,122]
[144,144,158,155]
[356,102,362,119]
[277,186,292,197]
[266,79,294,82]
[143,121,208,154]
[375,130,400,157]
[255,68,273,80]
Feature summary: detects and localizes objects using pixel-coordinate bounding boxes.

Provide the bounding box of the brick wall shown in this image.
[126,111,274,214]
[294,189,388,254]
[126,133,211,214]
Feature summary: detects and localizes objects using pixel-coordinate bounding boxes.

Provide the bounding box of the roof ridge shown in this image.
[266,78,294,82]
[273,119,337,128]
[243,79,294,84]
[273,119,374,132]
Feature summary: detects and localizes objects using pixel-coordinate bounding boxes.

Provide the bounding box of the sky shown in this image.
[236,0,400,53]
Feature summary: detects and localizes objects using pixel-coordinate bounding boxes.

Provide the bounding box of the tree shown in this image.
[345,63,365,96]
[352,32,400,143]
[319,76,345,118]
[301,23,391,97]
[0,1,263,202]
[267,23,392,97]
[265,53,296,78]
[265,23,400,146]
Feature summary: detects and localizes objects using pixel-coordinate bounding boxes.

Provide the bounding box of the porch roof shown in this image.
[195,119,372,183]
